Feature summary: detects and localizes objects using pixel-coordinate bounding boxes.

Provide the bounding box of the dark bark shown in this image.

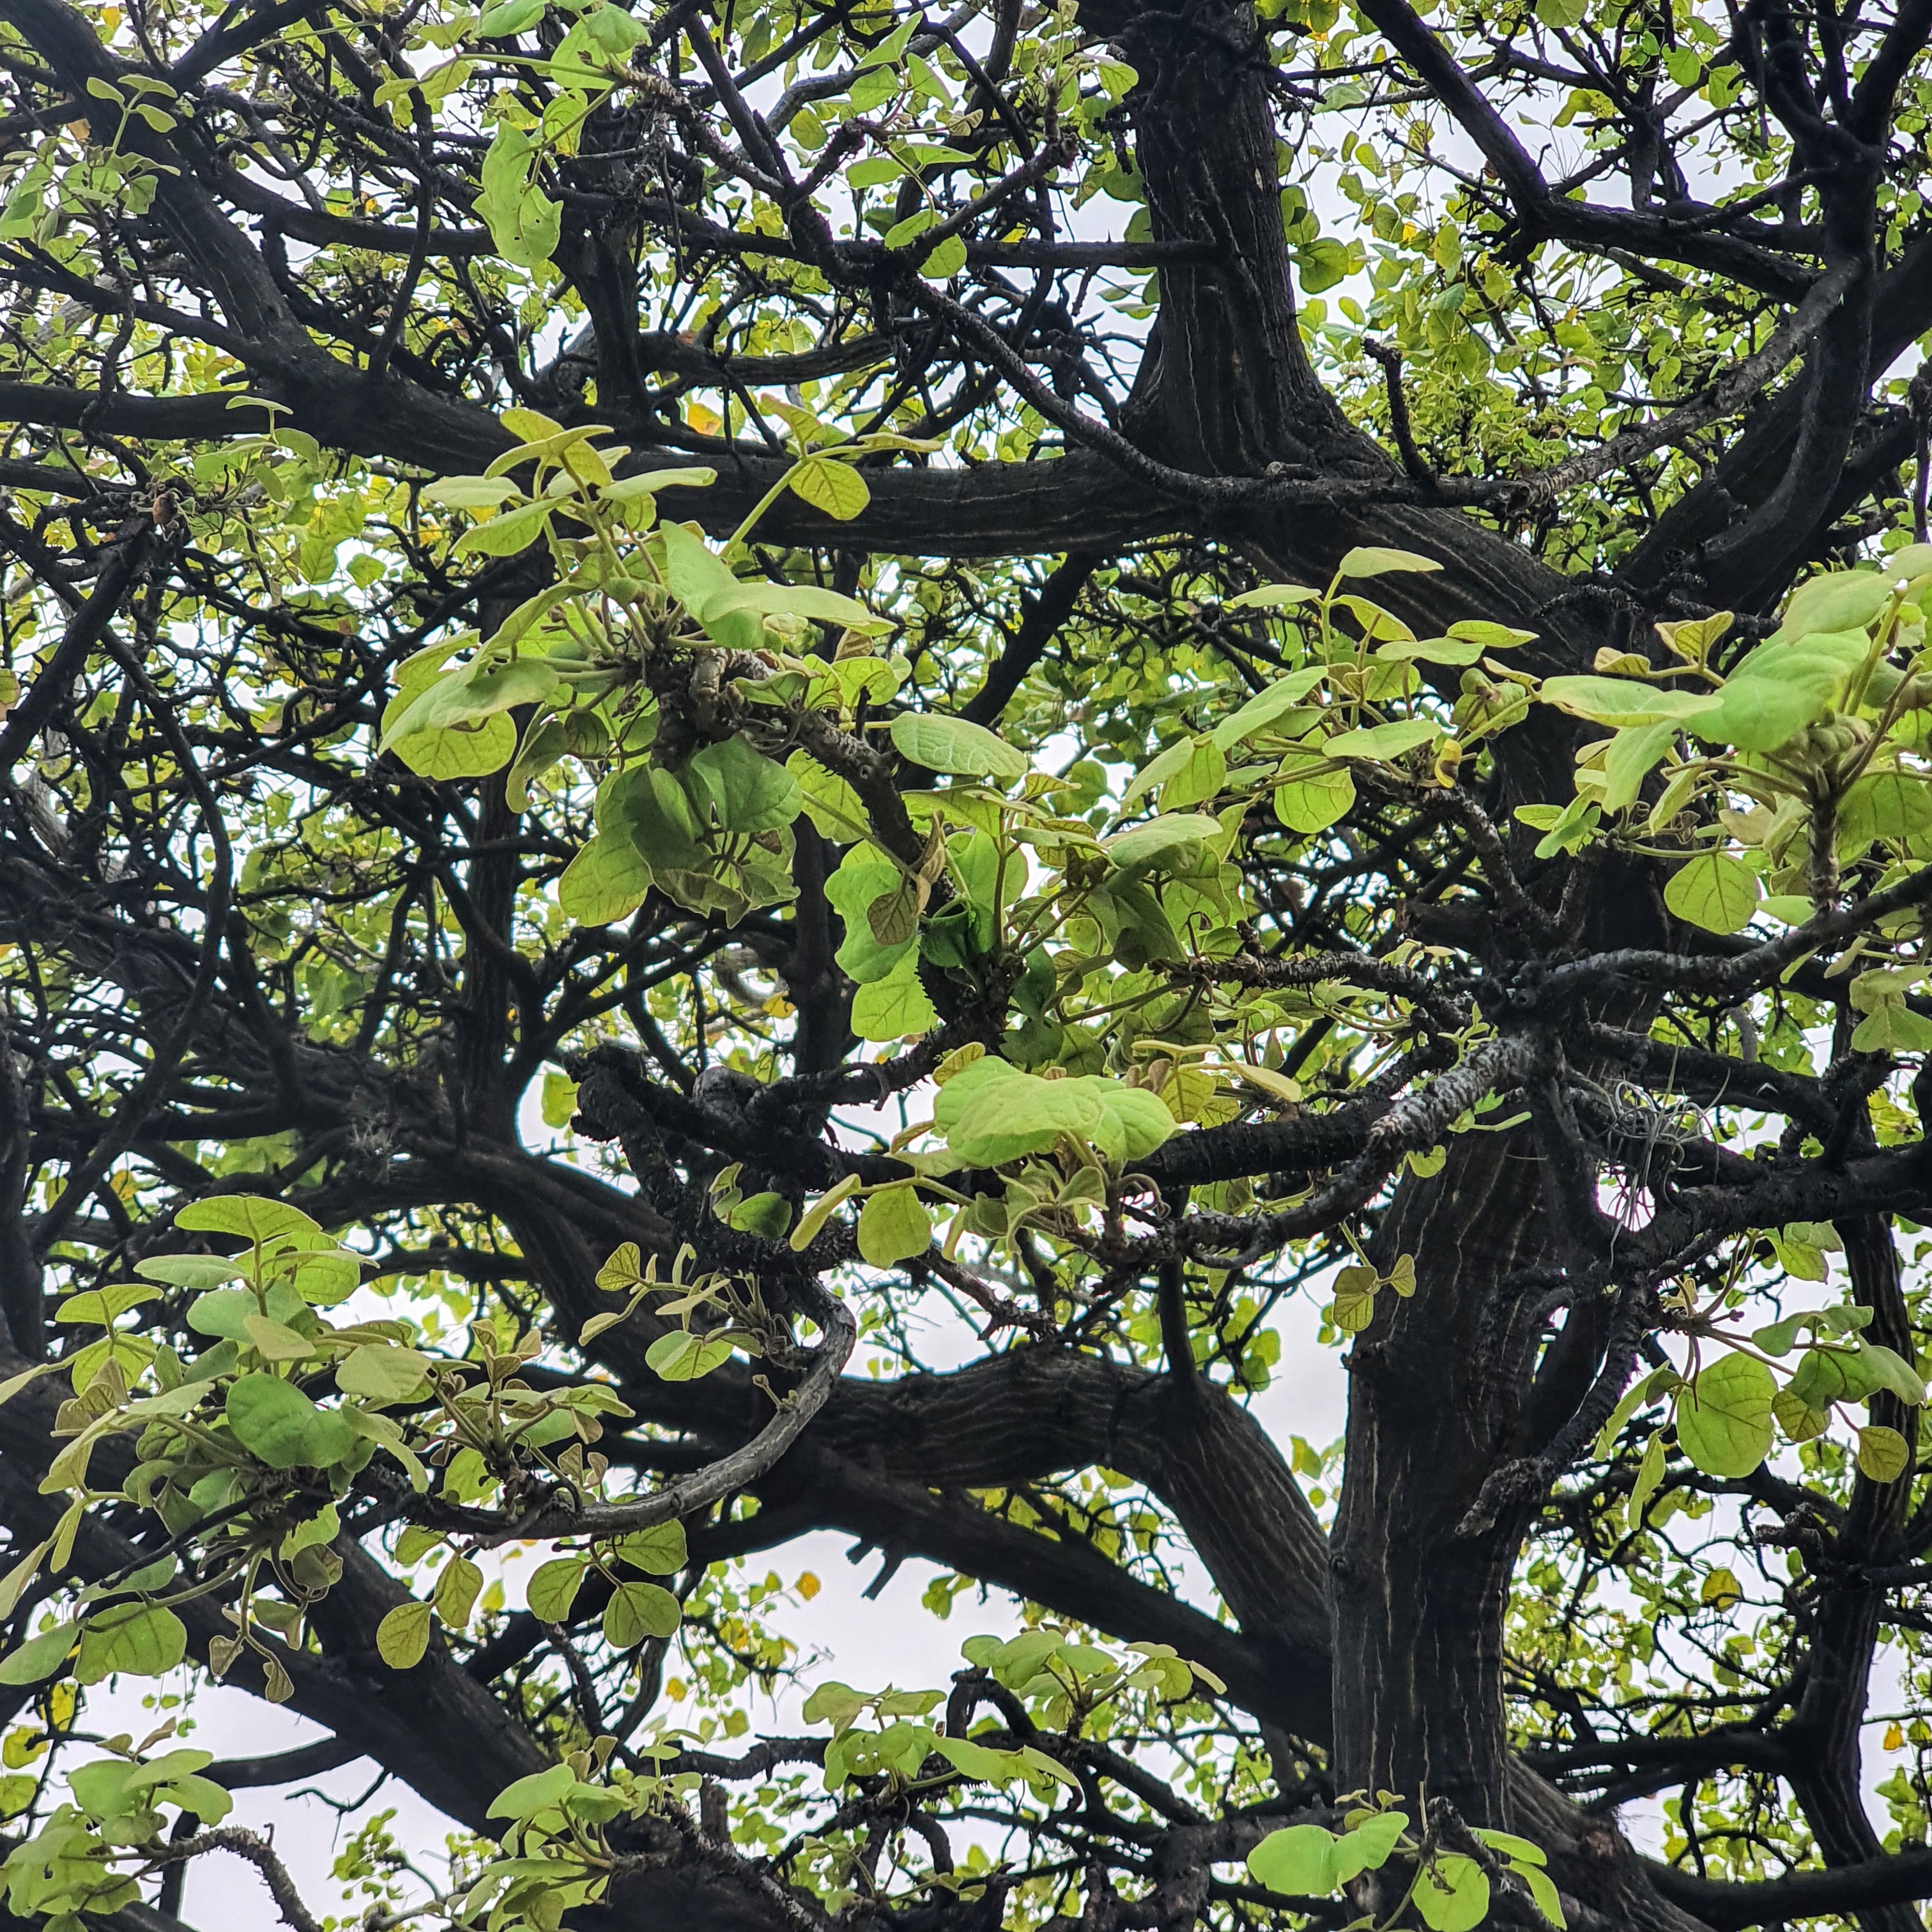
[5,0,1932,1922]
[1331,1135,1549,1828]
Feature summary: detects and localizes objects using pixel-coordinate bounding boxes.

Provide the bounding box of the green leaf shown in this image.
[1103,814,1222,873]
[176,1194,322,1245]
[788,455,870,520]
[604,1579,681,1647]
[167,1774,234,1823]
[376,1600,433,1669]
[69,1758,141,1821]
[540,1071,579,1130]
[1790,1344,1885,1406]
[73,1603,187,1685]
[1860,1341,1928,1404]
[883,208,937,249]
[1663,850,1759,933]
[935,1059,1176,1166]
[1332,1262,1378,1333]
[434,1556,483,1629]
[712,579,887,634]
[0,1621,75,1685]
[1337,546,1441,578]
[1449,619,1537,650]
[1210,667,1328,749]
[134,1254,244,1290]
[940,1063,1096,1165]
[1333,1809,1409,1880]
[788,749,868,838]
[1273,765,1354,834]
[1323,717,1439,762]
[386,709,516,781]
[475,0,545,33]
[1752,1312,1813,1356]
[1293,236,1354,292]
[558,831,652,926]
[727,1190,792,1238]
[1853,999,1932,1052]
[1376,633,1490,665]
[643,1330,737,1380]
[889,712,1028,781]
[1159,737,1227,808]
[489,1763,578,1819]
[857,1183,931,1266]
[1700,1565,1743,1607]
[226,1373,359,1470]
[476,121,560,268]
[381,655,561,749]
[1121,735,1204,809]
[601,465,716,503]
[1858,1423,1912,1483]
[56,1282,158,1326]
[1598,720,1677,813]
[602,765,704,873]
[290,1251,360,1306]
[792,1172,864,1250]
[1841,767,1932,853]
[243,1313,314,1361]
[188,1287,262,1340]
[921,233,967,277]
[615,1521,689,1574]
[851,946,939,1041]
[825,850,914,983]
[1781,569,1892,641]
[1539,677,1720,730]
[1689,658,1844,752]
[526,1558,587,1622]
[1521,1864,1568,1928]
[1414,1853,1490,1932]
[0,1540,48,1622]
[933,1735,1025,1782]
[684,733,804,834]
[422,474,519,512]
[1227,583,1320,610]
[1675,1351,1775,1478]
[451,497,555,560]
[1246,1824,1337,1896]
[1471,1827,1546,1867]
[1627,1429,1666,1528]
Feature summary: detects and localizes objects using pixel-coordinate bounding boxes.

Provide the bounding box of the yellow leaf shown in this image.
[1699,1567,1741,1609]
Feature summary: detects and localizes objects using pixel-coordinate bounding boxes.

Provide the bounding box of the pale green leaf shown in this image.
[857,1183,931,1267]
[1663,849,1759,933]
[376,1600,433,1669]
[1246,1824,1336,1896]
[1675,1351,1775,1479]
[889,712,1028,781]
[1414,1854,1490,1932]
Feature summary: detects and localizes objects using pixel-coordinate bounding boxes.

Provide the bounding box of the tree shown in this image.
[6,0,1932,1923]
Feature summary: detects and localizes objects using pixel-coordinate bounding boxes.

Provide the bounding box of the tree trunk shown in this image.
[1331,1134,1549,1827]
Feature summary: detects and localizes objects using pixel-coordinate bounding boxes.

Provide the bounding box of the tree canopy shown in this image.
[8,0,1932,1926]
